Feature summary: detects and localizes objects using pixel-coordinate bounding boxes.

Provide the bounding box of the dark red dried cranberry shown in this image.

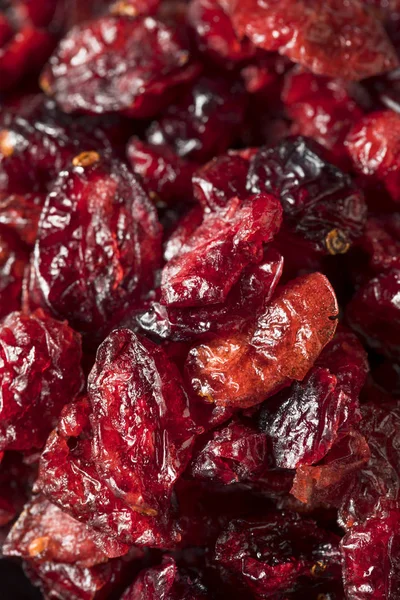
[0,309,84,452]
[29,153,162,338]
[185,272,338,409]
[223,0,398,80]
[341,504,400,599]
[346,110,400,203]
[138,248,283,342]
[215,514,342,597]
[40,15,200,116]
[247,136,367,255]
[145,75,247,162]
[346,269,400,360]
[0,192,44,246]
[126,138,196,206]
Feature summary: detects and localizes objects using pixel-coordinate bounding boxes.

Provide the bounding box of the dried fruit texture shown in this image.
[0,225,28,319]
[185,272,338,409]
[0,452,37,528]
[192,153,249,213]
[247,136,367,255]
[360,215,400,274]
[215,514,342,598]
[341,506,400,599]
[24,550,139,600]
[3,496,130,566]
[37,333,195,548]
[160,194,282,307]
[346,111,400,203]
[145,75,247,162]
[346,269,400,360]
[126,138,196,206]
[0,309,84,452]
[164,205,204,262]
[139,248,283,341]
[187,0,255,64]
[40,15,199,116]
[121,557,208,600]
[339,401,400,528]
[29,155,162,337]
[190,419,269,484]
[282,69,363,167]
[88,329,197,520]
[0,192,44,246]
[222,0,398,80]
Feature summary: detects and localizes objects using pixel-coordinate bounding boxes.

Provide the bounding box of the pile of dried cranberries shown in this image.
[1,0,400,598]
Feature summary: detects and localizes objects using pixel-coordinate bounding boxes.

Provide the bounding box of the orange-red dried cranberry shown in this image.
[29,153,162,338]
[0,309,84,452]
[40,14,200,116]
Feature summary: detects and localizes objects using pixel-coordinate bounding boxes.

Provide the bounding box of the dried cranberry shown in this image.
[341,505,400,599]
[0,192,44,246]
[3,495,130,566]
[360,214,400,274]
[346,269,400,360]
[29,153,162,338]
[138,248,283,342]
[164,205,204,262]
[40,15,200,116]
[185,272,338,409]
[145,75,247,162]
[160,194,282,308]
[247,136,367,255]
[215,514,342,597]
[126,138,196,206]
[121,557,209,599]
[346,110,400,203]
[223,0,398,80]
[190,419,269,485]
[0,309,84,452]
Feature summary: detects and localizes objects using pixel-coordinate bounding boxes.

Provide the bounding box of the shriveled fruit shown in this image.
[29,153,162,337]
[186,272,338,409]
[40,15,200,116]
[0,309,84,452]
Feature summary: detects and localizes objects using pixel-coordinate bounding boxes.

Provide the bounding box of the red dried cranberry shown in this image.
[160,194,282,308]
[215,514,342,597]
[145,75,247,162]
[3,495,130,566]
[138,248,283,341]
[40,15,200,116]
[126,138,196,206]
[247,136,367,255]
[0,309,84,452]
[282,69,363,167]
[223,0,398,80]
[346,269,400,360]
[346,110,400,203]
[360,214,400,274]
[341,505,400,599]
[163,205,204,262]
[185,272,338,409]
[190,419,269,485]
[28,153,162,338]
[0,192,44,246]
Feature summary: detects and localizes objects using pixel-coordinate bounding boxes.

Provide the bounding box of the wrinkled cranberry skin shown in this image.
[223,0,398,80]
[0,310,83,452]
[138,248,283,342]
[126,138,196,206]
[160,194,282,308]
[121,557,209,600]
[29,155,162,337]
[0,192,44,246]
[41,15,199,116]
[3,495,130,567]
[186,272,338,409]
[145,75,247,162]
[346,110,400,203]
[247,136,367,255]
[215,514,342,597]
[190,420,269,485]
[341,506,400,599]
[347,269,400,360]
